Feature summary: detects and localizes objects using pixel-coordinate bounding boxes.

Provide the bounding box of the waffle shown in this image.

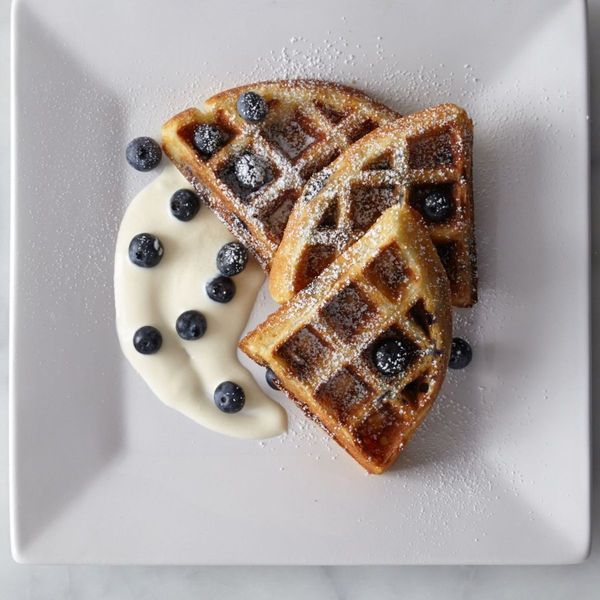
[162,80,398,270]
[269,103,477,307]
[240,203,452,474]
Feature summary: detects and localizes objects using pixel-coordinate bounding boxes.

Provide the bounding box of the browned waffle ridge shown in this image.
[162,80,398,270]
[270,103,477,307]
[240,203,452,474]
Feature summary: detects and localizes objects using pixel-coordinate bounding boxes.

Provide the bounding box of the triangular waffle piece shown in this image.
[162,80,398,270]
[240,204,452,474]
[269,103,476,307]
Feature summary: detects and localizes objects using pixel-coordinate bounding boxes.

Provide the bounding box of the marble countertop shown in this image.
[1,1,599,597]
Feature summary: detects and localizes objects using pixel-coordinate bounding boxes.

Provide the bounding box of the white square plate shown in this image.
[10,0,590,564]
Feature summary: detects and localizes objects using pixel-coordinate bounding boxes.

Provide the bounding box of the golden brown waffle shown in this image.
[162,80,398,270]
[269,103,477,307]
[240,204,452,474]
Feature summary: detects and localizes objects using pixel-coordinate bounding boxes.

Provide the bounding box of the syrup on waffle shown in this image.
[269,103,476,307]
[162,80,398,270]
[240,203,452,474]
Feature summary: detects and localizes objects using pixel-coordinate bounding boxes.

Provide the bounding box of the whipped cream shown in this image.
[114,163,287,439]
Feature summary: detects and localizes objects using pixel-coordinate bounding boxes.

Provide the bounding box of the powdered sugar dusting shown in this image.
[108,17,575,519]
[209,31,570,496]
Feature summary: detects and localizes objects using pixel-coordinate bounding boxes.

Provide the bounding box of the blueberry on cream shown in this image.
[206,275,236,303]
[176,310,207,341]
[214,381,246,413]
[133,325,162,355]
[170,189,200,221]
[216,242,248,276]
[128,233,164,268]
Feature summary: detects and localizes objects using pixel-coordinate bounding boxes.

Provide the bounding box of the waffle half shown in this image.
[270,103,477,307]
[240,203,452,474]
[162,80,398,270]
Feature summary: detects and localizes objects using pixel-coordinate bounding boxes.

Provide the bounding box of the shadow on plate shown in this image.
[12,3,126,556]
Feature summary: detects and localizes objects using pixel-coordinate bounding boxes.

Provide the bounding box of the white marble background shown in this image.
[1,1,599,597]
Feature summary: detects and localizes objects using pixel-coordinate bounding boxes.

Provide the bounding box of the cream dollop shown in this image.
[114,162,287,439]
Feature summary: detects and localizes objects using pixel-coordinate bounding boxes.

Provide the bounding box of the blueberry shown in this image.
[216,242,248,276]
[373,338,411,376]
[128,233,164,268]
[170,189,200,221]
[265,368,280,390]
[133,325,162,354]
[236,91,268,123]
[193,123,226,157]
[126,137,162,171]
[234,153,269,190]
[449,337,472,369]
[421,189,453,223]
[176,310,207,340]
[214,381,245,413]
[205,275,236,303]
